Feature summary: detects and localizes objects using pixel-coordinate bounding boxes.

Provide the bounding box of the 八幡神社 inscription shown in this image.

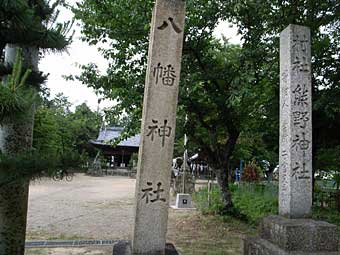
[146,119,172,147]
[157,17,182,33]
[153,63,176,86]
[141,182,166,204]
[132,0,186,253]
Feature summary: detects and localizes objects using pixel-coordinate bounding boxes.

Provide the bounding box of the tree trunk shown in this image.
[215,168,233,210]
[0,182,29,255]
[0,117,34,255]
[212,132,239,214]
[0,44,38,255]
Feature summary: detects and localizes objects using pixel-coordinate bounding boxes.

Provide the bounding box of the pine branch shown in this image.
[0,49,35,122]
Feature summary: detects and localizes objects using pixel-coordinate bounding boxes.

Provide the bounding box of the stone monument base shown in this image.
[112,240,180,255]
[170,193,196,210]
[243,215,339,255]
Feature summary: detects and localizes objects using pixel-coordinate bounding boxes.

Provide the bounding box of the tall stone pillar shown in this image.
[132,1,186,253]
[243,24,338,255]
[113,0,186,254]
[279,24,312,218]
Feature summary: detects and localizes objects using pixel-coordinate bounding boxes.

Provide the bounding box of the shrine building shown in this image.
[90,126,140,168]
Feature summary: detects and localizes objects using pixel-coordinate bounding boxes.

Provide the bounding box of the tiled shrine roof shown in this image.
[90,126,140,148]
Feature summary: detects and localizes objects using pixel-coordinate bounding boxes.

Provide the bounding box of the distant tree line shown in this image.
[33,93,101,169]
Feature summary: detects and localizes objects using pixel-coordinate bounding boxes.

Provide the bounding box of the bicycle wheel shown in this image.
[66,174,73,182]
[52,174,61,181]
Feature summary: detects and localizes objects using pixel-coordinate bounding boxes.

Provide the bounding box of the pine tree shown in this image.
[0,1,71,254]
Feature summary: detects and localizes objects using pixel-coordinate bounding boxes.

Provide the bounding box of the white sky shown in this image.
[39,2,110,111]
[40,2,241,111]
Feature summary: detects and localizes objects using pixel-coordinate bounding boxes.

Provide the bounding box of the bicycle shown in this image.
[52,170,74,182]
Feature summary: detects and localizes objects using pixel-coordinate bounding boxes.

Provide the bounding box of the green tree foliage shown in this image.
[223,1,340,171]
[0,0,73,91]
[0,0,72,176]
[71,102,102,154]
[72,1,339,212]
[0,152,58,187]
[0,49,33,121]
[72,0,271,212]
[33,94,101,163]
[0,0,71,53]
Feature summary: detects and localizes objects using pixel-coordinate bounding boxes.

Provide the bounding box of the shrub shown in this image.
[193,183,278,224]
[193,185,224,215]
[312,206,340,227]
[194,182,340,229]
[241,161,262,182]
[232,183,278,225]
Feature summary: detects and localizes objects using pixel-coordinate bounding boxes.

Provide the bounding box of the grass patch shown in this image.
[25,248,45,255]
[232,183,278,225]
[192,184,225,214]
[193,183,340,251]
[47,233,89,240]
[194,182,340,228]
[168,211,256,255]
[312,206,340,225]
[26,230,88,241]
[26,229,51,240]
[193,183,278,225]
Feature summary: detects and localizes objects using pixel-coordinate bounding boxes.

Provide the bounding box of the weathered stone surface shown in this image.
[244,237,288,255]
[244,24,339,255]
[279,24,312,218]
[244,237,340,255]
[112,241,180,255]
[112,240,132,255]
[260,216,338,253]
[132,0,186,254]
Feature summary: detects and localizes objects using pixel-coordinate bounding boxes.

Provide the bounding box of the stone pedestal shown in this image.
[243,216,339,255]
[171,193,195,209]
[176,193,192,208]
[112,241,180,255]
[244,23,338,255]
[172,172,195,195]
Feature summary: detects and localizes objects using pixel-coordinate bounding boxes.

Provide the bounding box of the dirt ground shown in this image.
[25,174,254,255]
[27,174,135,240]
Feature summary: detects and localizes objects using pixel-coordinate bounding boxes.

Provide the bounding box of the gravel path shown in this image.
[25,174,249,255]
[27,174,136,240]
[26,174,201,255]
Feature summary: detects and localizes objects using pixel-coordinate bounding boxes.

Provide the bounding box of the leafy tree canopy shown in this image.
[34,93,101,159]
[72,0,340,210]
[223,0,340,171]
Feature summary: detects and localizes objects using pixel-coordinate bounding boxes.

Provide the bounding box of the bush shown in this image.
[312,206,340,226]
[192,185,224,215]
[241,161,262,182]
[232,183,278,225]
[193,183,278,225]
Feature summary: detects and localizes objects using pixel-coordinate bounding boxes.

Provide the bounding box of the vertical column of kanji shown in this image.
[132,0,186,254]
[279,25,312,218]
